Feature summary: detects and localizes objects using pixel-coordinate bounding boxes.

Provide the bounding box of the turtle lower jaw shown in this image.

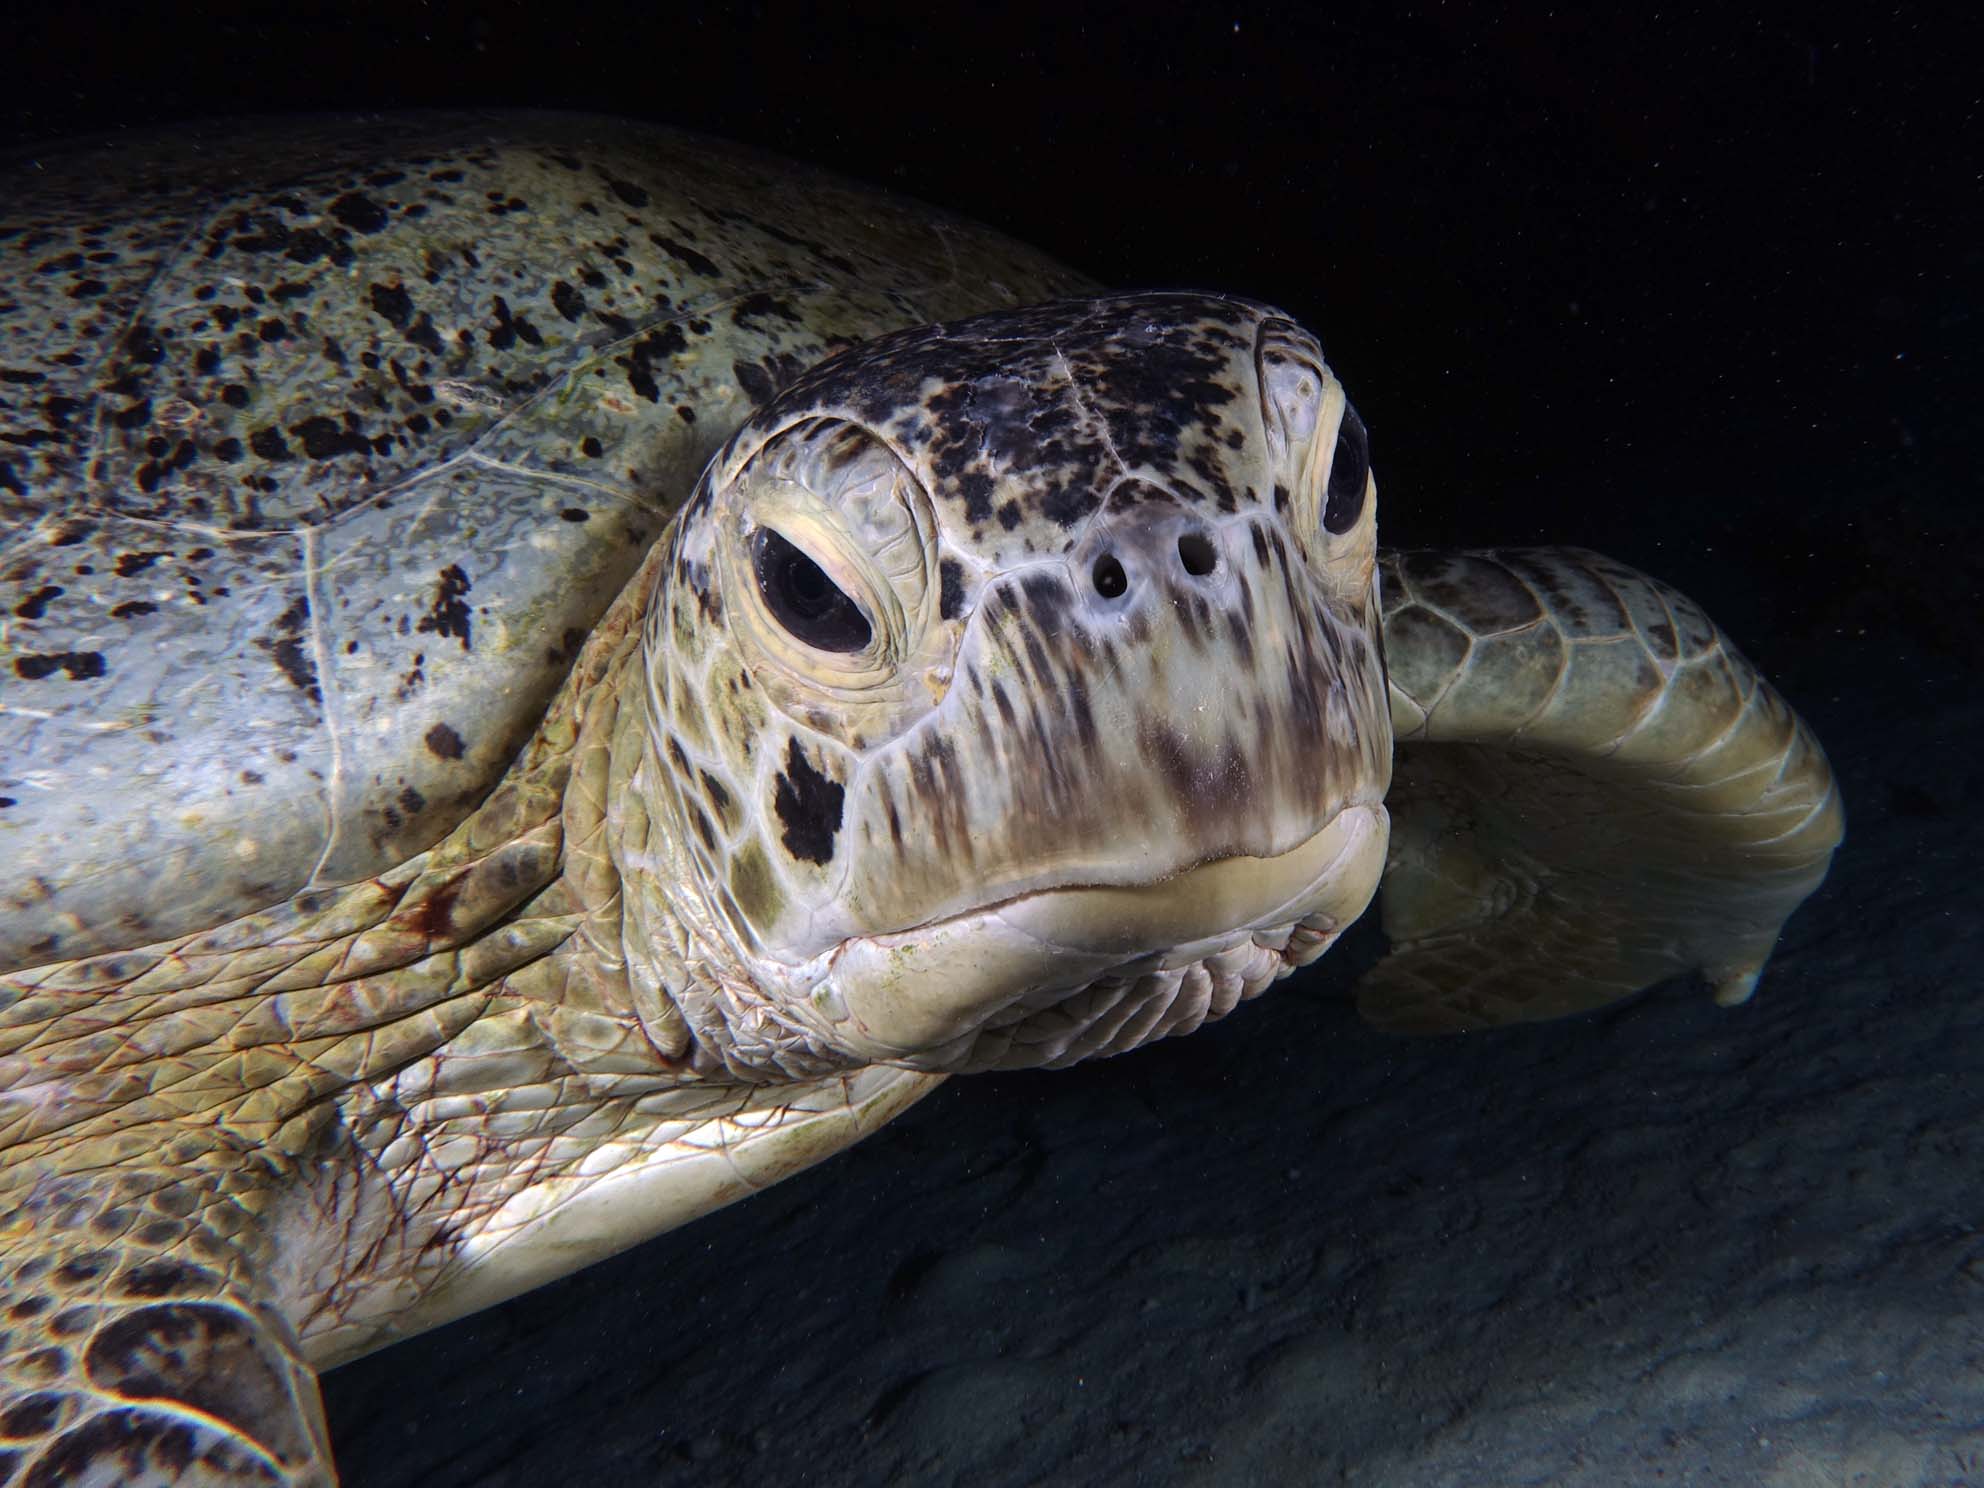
[820,802,1389,1072]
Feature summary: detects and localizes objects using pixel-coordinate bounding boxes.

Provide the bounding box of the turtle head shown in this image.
[639,293,1391,1076]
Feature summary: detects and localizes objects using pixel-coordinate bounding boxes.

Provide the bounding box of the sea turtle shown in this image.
[0,112,1842,1486]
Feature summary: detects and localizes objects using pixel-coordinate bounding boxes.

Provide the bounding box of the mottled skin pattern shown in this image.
[0,115,1843,1487]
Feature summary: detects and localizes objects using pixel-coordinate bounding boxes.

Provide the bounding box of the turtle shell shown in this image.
[0,112,1090,968]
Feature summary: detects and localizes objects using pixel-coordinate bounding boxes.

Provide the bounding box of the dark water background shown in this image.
[8,3,1978,1483]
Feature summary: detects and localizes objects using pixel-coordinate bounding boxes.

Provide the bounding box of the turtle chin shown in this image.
[820,803,1389,1073]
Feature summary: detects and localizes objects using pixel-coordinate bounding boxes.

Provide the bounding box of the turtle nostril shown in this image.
[1176,530,1218,577]
[1091,553,1128,599]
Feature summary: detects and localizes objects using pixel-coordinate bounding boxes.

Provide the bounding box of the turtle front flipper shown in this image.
[1365,547,1844,1034]
[0,1141,333,1486]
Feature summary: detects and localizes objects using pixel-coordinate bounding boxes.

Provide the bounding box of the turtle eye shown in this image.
[751,527,873,653]
[1323,403,1370,535]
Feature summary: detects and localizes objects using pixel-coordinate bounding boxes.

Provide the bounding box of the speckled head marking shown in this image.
[634,293,1392,1075]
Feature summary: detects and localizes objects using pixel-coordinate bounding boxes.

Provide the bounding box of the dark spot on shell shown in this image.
[14,652,106,681]
[123,323,166,365]
[733,360,776,407]
[732,292,800,327]
[406,313,445,356]
[604,174,651,208]
[248,426,291,462]
[616,323,688,403]
[330,192,390,233]
[649,234,718,278]
[486,294,541,350]
[13,585,61,619]
[261,596,319,702]
[368,282,413,328]
[414,565,472,649]
[424,723,465,759]
[290,414,370,461]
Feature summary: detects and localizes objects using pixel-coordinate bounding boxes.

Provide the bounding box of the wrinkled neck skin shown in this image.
[600,584,842,1082]
[595,629,754,1078]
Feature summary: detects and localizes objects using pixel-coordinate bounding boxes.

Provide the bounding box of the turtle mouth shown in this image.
[820,802,1389,1072]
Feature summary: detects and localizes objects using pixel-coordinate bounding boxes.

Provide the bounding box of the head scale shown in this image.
[629,293,1391,1077]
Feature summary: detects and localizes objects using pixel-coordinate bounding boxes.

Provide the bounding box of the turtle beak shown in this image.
[822,800,1388,1068]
